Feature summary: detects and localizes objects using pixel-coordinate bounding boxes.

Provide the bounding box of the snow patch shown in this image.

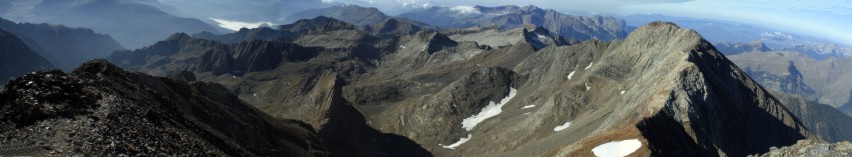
[585,83,591,90]
[567,71,575,80]
[521,105,536,109]
[585,62,594,70]
[400,45,406,49]
[440,134,472,149]
[537,34,547,40]
[620,90,625,95]
[450,6,481,14]
[461,88,517,131]
[591,139,642,157]
[553,121,572,131]
[210,18,273,31]
[524,112,531,115]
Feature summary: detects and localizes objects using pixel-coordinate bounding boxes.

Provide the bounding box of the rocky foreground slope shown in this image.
[751,140,852,157]
[0,60,329,156]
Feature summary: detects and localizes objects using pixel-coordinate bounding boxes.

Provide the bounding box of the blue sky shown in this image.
[317,0,852,45]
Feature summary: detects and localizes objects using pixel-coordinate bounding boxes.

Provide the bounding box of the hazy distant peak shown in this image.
[165,32,192,41]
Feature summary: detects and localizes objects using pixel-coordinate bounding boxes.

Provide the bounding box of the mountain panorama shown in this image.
[2,1,852,156]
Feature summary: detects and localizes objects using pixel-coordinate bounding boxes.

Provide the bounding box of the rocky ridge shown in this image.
[0,60,328,156]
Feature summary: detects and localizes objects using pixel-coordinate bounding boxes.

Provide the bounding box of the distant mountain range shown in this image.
[0,0,221,49]
[0,17,123,70]
[283,5,628,42]
[0,28,53,83]
[623,14,852,58]
[282,5,393,26]
[402,5,629,42]
[728,52,852,112]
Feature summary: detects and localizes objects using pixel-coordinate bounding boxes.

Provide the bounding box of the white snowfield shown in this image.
[443,88,517,149]
[567,71,576,80]
[440,134,472,149]
[553,121,572,131]
[521,105,536,109]
[585,62,594,70]
[591,139,642,157]
[461,88,518,131]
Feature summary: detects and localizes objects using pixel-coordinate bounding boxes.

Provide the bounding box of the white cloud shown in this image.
[209,18,274,31]
[398,0,431,8]
[450,6,482,14]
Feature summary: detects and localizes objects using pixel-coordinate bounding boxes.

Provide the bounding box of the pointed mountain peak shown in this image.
[626,21,705,53]
[415,31,458,54]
